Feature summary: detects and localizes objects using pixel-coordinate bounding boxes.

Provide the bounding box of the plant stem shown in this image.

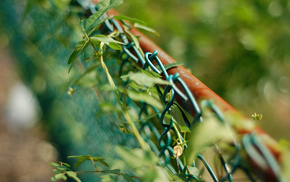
[123,111,149,151]
[90,157,97,168]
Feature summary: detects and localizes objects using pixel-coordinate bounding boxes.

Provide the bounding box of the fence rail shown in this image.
[79,1,283,181]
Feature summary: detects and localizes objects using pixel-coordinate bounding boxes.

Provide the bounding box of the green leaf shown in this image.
[101,174,118,182]
[143,169,158,182]
[121,174,135,182]
[187,119,233,165]
[169,104,193,132]
[92,157,109,167]
[123,26,143,55]
[164,62,183,70]
[91,34,124,45]
[50,162,59,167]
[101,84,120,91]
[66,171,81,182]
[51,173,67,181]
[179,125,191,133]
[116,147,167,181]
[97,0,123,10]
[116,147,159,169]
[80,10,106,32]
[140,69,161,77]
[127,89,163,110]
[52,169,59,173]
[143,167,168,182]
[113,15,146,25]
[61,162,71,168]
[68,155,108,169]
[134,23,159,36]
[108,42,122,50]
[80,0,123,32]
[68,155,91,169]
[68,40,89,64]
[50,162,69,172]
[186,165,200,176]
[121,72,170,88]
[68,40,89,73]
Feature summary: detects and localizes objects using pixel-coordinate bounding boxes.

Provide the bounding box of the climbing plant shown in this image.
[49,0,290,181]
[1,0,289,181]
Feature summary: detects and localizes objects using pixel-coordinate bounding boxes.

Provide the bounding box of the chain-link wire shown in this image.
[78,2,284,181]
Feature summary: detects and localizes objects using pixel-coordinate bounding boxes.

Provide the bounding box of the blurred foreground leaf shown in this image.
[68,155,109,169]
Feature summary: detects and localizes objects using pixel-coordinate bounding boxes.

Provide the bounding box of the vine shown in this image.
[49,0,289,181]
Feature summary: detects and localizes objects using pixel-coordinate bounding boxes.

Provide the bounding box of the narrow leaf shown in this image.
[179,125,191,133]
[121,72,170,88]
[80,8,108,32]
[68,155,91,169]
[108,42,122,50]
[53,169,60,174]
[127,90,163,110]
[68,155,109,169]
[68,40,88,64]
[122,174,135,182]
[124,26,142,53]
[134,23,159,36]
[141,69,162,78]
[97,0,123,10]
[113,15,146,25]
[92,157,109,167]
[51,173,67,181]
[164,62,183,70]
[66,171,81,182]
[81,0,123,32]
[50,162,69,171]
[170,104,192,130]
[61,162,71,168]
[91,35,124,45]
[50,162,60,167]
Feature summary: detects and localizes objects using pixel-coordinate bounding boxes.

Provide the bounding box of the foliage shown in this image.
[117,0,290,140]
[48,1,289,181]
[50,162,81,182]
[1,0,290,181]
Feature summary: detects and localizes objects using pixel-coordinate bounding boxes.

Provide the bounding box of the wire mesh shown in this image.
[80,2,284,181]
[1,0,285,181]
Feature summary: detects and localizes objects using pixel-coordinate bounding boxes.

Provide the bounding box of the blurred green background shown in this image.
[0,0,289,181]
[116,0,290,140]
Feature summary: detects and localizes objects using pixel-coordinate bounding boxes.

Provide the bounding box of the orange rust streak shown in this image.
[131,22,238,111]
[105,9,274,135]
